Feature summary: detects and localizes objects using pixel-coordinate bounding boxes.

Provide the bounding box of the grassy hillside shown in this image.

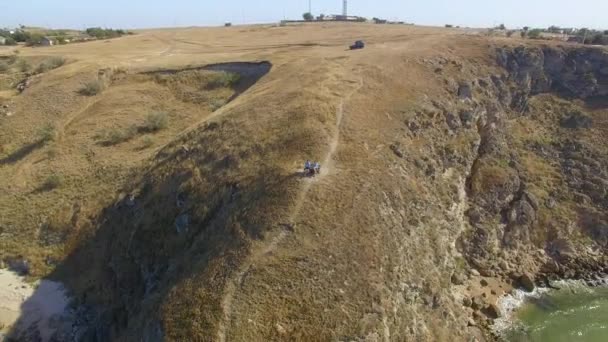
[0,23,607,341]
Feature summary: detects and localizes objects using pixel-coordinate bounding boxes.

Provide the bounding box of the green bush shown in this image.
[209,98,226,111]
[25,33,44,46]
[41,174,63,190]
[36,57,66,73]
[5,37,17,46]
[96,125,137,145]
[142,112,169,132]
[140,136,154,149]
[302,12,314,21]
[206,72,240,89]
[18,59,31,72]
[79,79,105,96]
[85,27,126,39]
[7,54,18,64]
[37,123,57,143]
[11,30,31,43]
[591,34,608,45]
[527,29,543,39]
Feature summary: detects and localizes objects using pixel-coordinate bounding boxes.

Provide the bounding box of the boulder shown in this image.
[482,304,501,319]
[445,112,462,130]
[471,296,486,310]
[463,297,473,307]
[518,273,535,292]
[561,111,593,129]
[451,273,466,285]
[458,82,473,100]
[480,279,489,287]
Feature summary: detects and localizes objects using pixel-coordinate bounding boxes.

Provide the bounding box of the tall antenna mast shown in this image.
[343,0,348,16]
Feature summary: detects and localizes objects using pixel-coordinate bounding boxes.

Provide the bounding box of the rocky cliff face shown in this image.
[497,45,608,104]
[450,44,608,333]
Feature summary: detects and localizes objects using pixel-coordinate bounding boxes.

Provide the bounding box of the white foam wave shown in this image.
[491,277,608,337]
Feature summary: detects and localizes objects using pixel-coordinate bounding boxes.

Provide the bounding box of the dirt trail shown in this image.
[217,75,363,342]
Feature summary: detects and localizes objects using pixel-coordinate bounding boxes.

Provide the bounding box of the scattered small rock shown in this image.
[390,143,404,158]
[445,111,462,131]
[275,323,287,335]
[480,279,489,287]
[463,297,473,307]
[468,318,477,327]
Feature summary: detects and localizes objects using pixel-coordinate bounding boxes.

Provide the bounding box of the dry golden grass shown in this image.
[0,22,568,341]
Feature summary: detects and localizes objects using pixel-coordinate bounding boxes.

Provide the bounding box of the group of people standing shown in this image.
[304,160,321,176]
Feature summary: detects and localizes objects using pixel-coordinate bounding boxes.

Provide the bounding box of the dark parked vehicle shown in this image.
[350,40,365,50]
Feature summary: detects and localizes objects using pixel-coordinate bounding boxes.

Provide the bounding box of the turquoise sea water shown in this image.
[504,285,608,342]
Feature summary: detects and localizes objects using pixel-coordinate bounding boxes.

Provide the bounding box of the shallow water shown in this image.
[505,284,608,342]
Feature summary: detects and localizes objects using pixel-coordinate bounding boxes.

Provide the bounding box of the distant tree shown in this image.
[497,23,506,30]
[591,33,608,45]
[604,30,608,35]
[506,30,515,37]
[25,33,44,46]
[523,26,530,32]
[302,12,314,21]
[445,24,453,28]
[317,13,325,20]
[85,27,126,39]
[11,30,31,43]
[527,29,543,39]
[4,37,17,45]
[577,28,590,37]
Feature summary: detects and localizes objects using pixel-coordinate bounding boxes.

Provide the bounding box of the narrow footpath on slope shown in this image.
[217,75,364,342]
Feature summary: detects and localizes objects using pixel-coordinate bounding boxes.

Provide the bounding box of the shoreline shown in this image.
[0,269,71,341]
[489,277,608,339]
